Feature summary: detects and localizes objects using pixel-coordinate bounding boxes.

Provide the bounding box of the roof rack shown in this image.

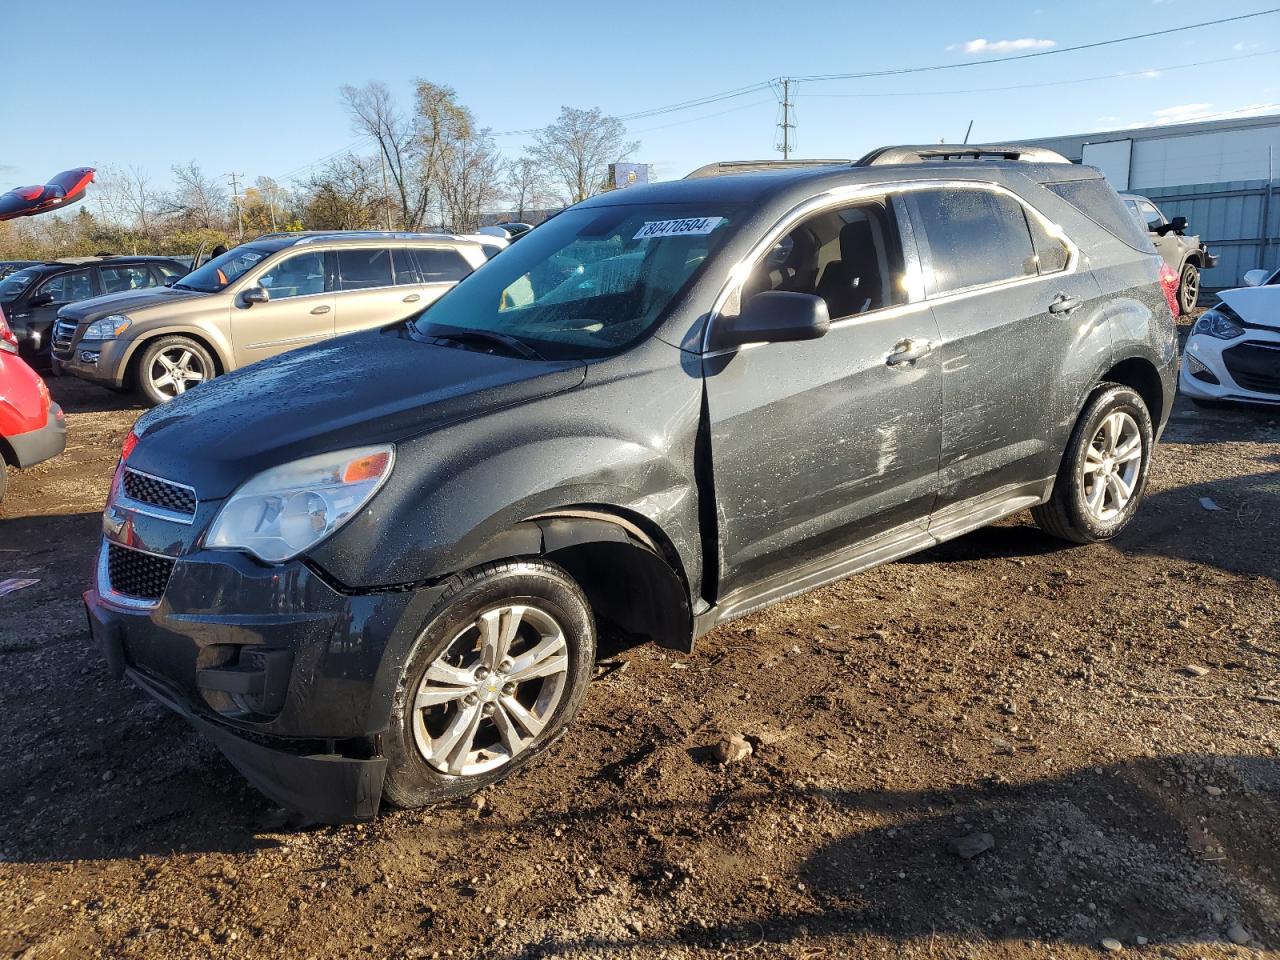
[291,230,474,246]
[855,144,1072,166]
[685,159,851,179]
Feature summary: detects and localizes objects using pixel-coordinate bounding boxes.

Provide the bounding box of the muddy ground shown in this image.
[1,349,1278,959]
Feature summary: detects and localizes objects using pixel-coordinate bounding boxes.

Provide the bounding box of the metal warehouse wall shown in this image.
[1017,115,1280,294]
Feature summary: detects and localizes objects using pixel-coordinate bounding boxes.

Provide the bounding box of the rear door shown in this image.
[414,246,474,307]
[904,184,1104,520]
[232,249,334,366]
[331,246,410,337]
[705,194,942,598]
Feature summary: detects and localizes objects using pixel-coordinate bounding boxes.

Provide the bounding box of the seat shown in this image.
[814,220,884,319]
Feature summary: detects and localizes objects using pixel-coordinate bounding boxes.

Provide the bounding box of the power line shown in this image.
[800,48,1280,99]
[791,8,1280,82]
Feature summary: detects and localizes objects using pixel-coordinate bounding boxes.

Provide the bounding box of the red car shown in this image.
[0,303,65,500]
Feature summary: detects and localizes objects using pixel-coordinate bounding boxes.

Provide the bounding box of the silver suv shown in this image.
[51,232,500,405]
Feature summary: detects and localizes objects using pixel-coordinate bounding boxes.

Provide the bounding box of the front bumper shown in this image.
[6,402,66,467]
[52,337,129,389]
[1180,331,1280,406]
[87,544,448,822]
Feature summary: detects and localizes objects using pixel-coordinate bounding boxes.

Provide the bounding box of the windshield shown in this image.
[175,245,274,293]
[412,203,735,359]
[0,270,38,302]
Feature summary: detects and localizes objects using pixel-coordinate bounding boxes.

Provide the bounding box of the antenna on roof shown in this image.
[963,120,974,144]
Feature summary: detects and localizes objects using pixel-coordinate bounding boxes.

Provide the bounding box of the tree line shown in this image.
[0,81,638,261]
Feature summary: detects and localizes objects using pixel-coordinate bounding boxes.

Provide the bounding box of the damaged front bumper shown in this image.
[86,546,447,823]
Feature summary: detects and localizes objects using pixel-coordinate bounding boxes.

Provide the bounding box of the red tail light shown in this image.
[0,304,17,355]
[1158,263,1179,319]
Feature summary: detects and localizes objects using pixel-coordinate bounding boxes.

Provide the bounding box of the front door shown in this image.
[704,196,942,598]
[24,266,97,360]
[232,249,334,366]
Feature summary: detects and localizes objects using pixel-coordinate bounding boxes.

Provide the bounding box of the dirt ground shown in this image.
[1,338,1278,959]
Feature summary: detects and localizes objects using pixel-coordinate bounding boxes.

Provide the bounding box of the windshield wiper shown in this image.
[423,327,545,360]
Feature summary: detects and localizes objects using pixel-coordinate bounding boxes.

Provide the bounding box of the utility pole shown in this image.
[776,78,795,159]
[226,172,244,242]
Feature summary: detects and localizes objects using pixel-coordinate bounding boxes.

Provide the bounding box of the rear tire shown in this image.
[1179,263,1200,315]
[382,559,596,810]
[1033,384,1154,544]
[134,336,215,406]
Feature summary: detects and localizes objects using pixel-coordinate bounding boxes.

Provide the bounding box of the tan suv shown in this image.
[51,232,500,405]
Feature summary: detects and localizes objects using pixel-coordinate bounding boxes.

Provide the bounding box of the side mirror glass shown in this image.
[28,292,54,308]
[711,291,830,350]
[241,286,270,306]
[1242,269,1269,287]
[1169,216,1188,232]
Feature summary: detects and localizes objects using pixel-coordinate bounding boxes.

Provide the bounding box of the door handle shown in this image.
[402,293,421,303]
[310,305,331,315]
[1048,293,1082,315]
[886,338,934,367]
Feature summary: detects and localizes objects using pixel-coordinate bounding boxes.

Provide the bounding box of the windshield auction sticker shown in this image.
[634,217,724,240]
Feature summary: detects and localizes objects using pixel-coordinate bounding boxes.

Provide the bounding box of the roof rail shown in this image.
[685,159,851,179]
[855,144,1072,166]
[291,230,472,246]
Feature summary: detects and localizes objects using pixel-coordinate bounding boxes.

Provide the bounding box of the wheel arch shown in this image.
[121,329,228,387]
[1097,355,1166,429]
[456,507,695,653]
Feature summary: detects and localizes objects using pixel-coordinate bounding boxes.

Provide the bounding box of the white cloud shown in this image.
[1138,69,1161,80]
[1152,103,1213,120]
[1233,41,1261,52]
[1126,102,1280,128]
[948,37,1056,54]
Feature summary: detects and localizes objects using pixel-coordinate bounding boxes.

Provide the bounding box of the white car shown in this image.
[1180,266,1280,407]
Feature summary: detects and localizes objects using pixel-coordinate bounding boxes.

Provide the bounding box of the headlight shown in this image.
[206,446,394,563]
[1192,307,1244,340]
[84,314,131,340]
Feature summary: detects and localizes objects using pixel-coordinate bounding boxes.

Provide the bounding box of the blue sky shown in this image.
[2,0,1277,194]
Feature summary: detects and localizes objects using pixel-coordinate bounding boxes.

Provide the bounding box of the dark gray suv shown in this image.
[86,145,1177,821]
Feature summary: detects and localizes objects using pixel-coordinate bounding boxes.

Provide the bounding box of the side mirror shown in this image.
[241,286,270,306]
[28,292,54,308]
[711,291,830,350]
[1242,269,1270,287]
[1156,215,1188,236]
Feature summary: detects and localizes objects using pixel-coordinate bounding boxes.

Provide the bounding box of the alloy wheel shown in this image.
[1081,410,1142,522]
[1180,266,1199,314]
[149,347,206,397]
[411,603,570,777]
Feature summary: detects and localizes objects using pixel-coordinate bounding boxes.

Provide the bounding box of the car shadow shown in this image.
[45,371,145,415]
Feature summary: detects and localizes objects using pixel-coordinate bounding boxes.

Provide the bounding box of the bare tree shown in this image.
[95,164,160,250]
[529,107,638,205]
[302,154,382,230]
[340,81,429,229]
[167,161,228,230]
[438,126,504,233]
[503,156,548,221]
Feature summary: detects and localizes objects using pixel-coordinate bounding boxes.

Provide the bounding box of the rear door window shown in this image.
[99,264,158,294]
[906,188,1037,295]
[416,247,473,283]
[336,248,394,290]
[391,248,424,285]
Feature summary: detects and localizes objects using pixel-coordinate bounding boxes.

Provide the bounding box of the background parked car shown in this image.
[1121,193,1217,314]
[0,304,65,502]
[0,256,186,368]
[1180,267,1280,407]
[53,232,493,405]
[0,260,40,280]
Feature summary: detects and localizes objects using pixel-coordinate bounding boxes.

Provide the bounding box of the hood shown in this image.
[58,285,208,322]
[128,326,587,499]
[1217,286,1280,329]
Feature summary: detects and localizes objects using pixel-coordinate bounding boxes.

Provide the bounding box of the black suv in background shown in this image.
[87,145,1177,822]
[0,256,186,367]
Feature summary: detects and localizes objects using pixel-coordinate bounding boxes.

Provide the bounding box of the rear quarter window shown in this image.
[1045,179,1154,252]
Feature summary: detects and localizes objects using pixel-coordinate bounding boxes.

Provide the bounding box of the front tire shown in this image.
[135,335,215,406]
[382,559,596,810]
[1179,263,1200,315]
[1033,384,1154,544]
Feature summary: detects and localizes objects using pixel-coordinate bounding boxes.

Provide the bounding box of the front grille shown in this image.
[106,543,174,602]
[52,320,76,353]
[1223,341,1280,395]
[121,468,197,515]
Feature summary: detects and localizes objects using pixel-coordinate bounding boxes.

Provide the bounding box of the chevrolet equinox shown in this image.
[87,145,1178,821]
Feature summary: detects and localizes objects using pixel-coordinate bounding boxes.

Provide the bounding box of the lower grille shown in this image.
[107,543,174,602]
[1223,342,1280,395]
